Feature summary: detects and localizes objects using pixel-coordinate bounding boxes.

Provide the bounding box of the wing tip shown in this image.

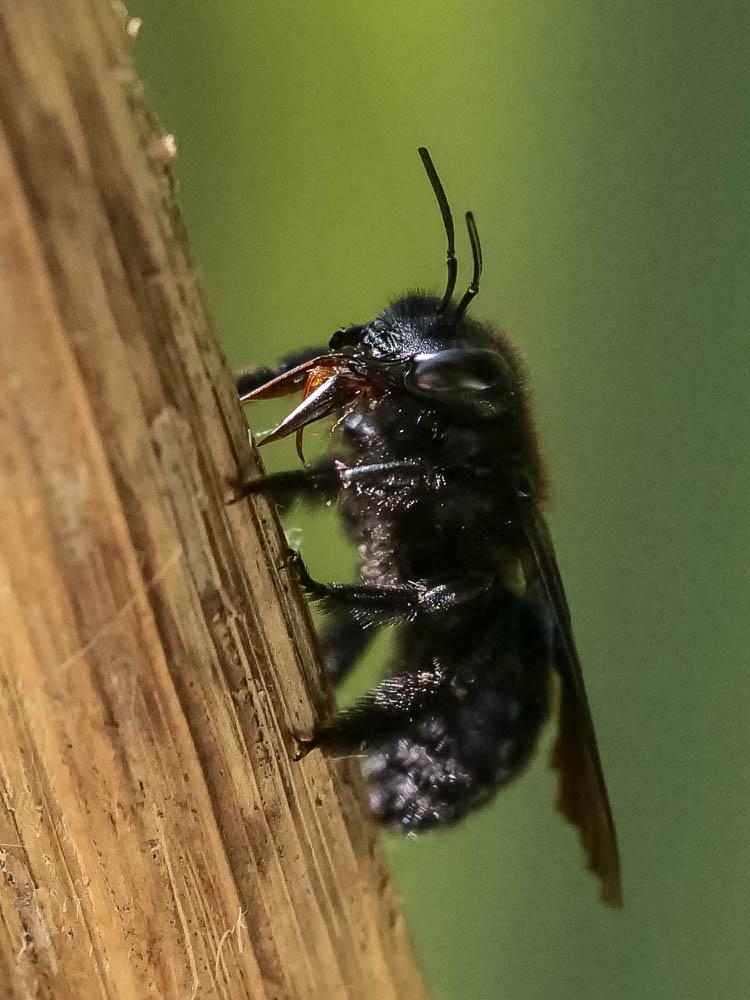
[602,884,624,909]
[553,777,623,910]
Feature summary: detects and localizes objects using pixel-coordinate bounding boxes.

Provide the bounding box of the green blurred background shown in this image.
[133,3,749,998]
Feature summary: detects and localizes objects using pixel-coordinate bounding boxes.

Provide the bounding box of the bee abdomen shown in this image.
[363,683,549,831]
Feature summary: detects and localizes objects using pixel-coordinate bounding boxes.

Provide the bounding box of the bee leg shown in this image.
[319,609,377,684]
[296,570,422,626]
[228,458,432,507]
[235,345,327,398]
[227,458,343,506]
[296,561,498,627]
[311,669,449,752]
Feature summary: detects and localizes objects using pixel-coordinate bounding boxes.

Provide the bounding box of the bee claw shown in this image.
[282,549,315,590]
[292,736,317,761]
[224,473,254,506]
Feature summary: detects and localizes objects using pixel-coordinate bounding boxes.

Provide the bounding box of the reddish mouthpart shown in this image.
[239,354,372,461]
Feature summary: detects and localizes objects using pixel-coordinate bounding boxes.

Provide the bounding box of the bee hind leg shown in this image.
[311,668,450,752]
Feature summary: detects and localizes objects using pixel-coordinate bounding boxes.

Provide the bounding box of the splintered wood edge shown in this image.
[0,2,426,998]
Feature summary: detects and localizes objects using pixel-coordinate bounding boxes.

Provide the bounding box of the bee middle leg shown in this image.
[296,558,498,627]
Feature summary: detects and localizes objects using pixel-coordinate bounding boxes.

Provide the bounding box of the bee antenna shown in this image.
[453,211,482,323]
[417,146,457,314]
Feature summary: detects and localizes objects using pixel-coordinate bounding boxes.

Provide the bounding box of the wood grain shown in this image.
[0,2,426,997]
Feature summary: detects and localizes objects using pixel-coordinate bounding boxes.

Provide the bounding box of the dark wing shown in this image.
[520,504,623,908]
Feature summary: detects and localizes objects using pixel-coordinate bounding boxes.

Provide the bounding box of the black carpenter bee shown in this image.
[233,148,622,907]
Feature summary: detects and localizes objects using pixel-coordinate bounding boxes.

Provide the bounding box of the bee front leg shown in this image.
[228,459,433,508]
[227,458,344,507]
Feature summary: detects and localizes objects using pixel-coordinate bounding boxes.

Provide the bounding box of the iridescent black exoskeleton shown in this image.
[233,148,622,906]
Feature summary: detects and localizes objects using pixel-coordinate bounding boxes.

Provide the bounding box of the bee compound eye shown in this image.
[405,348,507,396]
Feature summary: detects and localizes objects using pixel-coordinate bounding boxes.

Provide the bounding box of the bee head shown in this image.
[329,302,515,423]
[243,148,512,455]
[327,148,512,421]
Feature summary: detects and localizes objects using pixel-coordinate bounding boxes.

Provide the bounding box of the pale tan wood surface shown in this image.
[0,2,426,997]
